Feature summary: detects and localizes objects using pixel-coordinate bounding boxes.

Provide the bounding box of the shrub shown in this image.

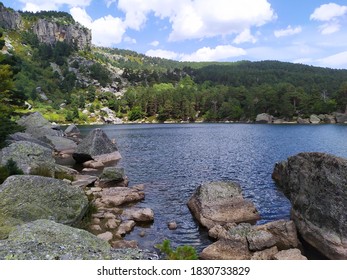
[155,239,198,260]
[30,166,53,177]
[0,159,24,184]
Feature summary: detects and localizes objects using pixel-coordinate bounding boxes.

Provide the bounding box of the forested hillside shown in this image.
[1,2,347,148]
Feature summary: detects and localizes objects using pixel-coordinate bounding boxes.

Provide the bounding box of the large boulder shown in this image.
[0,219,156,260]
[72,128,121,164]
[6,132,53,149]
[17,112,64,138]
[41,135,77,153]
[255,113,273,123]
[0,175,88,238]
[272,152,347,259]
[0,141,55,175]
[187,182,260,229]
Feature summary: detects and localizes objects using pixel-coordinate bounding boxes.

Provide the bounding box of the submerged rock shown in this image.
[0,175,88,238]
[72,128,121,164]
[187,181,260,229]
[0,219,154,260]
[272,152,347,259]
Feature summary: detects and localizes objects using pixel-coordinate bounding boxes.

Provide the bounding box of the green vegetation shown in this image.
[0,30,25,147]
[0,159,24,184]
[155,239,198,260]
[1,3,347,128]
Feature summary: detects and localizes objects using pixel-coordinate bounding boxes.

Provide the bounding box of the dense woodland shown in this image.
[1,8,347,147]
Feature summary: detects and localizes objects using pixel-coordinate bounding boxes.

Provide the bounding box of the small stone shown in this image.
[112,240,138,249]
[105,218,121,230]
[168,221,178,230]
[92,218,101,224]
[91,187,102,192]
[97,231,113,242]
[89,225,102,232]
[104,212,116,219]
[139,231,146,237]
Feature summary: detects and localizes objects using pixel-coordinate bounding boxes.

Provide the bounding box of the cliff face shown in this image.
[0,3,91,50]
[0,4,22,29]
[32,19,91,50]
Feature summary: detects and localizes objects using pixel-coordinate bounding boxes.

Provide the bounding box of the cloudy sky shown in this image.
[2,0,347,68]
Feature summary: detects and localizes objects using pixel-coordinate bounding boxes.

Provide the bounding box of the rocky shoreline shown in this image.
[0,112,157,260]
[0,112,346,260]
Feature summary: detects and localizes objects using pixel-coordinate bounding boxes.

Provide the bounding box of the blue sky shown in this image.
[2,0,347,68]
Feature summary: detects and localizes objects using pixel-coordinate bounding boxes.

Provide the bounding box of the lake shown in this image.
[77,123,347,252]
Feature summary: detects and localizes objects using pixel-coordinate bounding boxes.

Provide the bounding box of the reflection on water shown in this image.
[77,123,347,252]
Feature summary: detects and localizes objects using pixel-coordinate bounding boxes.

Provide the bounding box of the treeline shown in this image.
[110,73,347,122]
[0,30,26,147]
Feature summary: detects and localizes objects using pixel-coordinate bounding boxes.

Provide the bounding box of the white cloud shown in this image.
[317,51,347,68]
[19,0,91,11]
[310,3,347,21]
[274,25,302,38]
[180,45,246,62]
[150,40,160,47]
[233,29,257,44]
[90,16,125,47]
[146,45,246,62]
[70,7,92,28]
[310,3,347,35]
[146,49,179,60]
[124,36,137,44]
[117,0,276,41]
[71,7,126,47]
[318,22,341,35]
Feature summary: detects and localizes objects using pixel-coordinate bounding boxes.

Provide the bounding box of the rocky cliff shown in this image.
[0,3,22,29]
[0,3,91,50]
[32,18,91,50]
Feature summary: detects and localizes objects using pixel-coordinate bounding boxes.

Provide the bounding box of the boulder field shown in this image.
[0,112,155,260]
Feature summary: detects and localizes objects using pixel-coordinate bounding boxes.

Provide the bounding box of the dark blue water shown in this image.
[78,123,347,252]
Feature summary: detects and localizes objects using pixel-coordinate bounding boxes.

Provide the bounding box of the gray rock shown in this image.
[334,112,347,123]
[99,167,125,187]
[297,117,310,124]
[0,175,88,238]
[255,113,273,123]
[187,181,260,229]
[273,249,307,260]
[72,128,121,164]
[123,208,154,222]
[272,152,347,259]
[64,124,80,137]
[41,135,77,153]
[0,141,55,175]
[6,132,53,149]
[251,247,279,260]
[0,219,154,260]
[309,114,321,124]
[17,112,64,138]
[247,230,276,251]
[255,220,299,250]
[32,18,91,50]
[0,3,23,29]
[200,238,252,260]
[101,187,145,207]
